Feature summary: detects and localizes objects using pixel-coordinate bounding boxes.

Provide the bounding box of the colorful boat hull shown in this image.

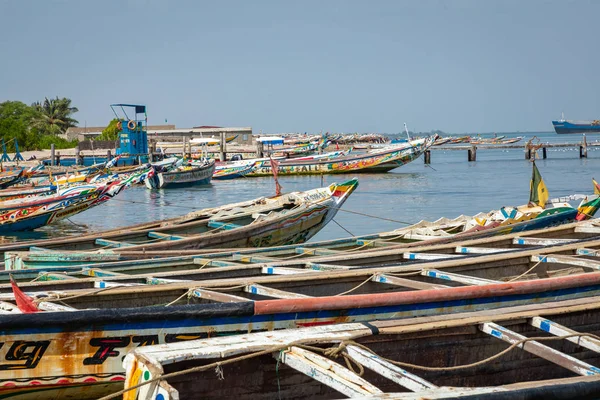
[248,136,435,176]
[0,182,131,232]
[1,273,600,399]
[212,160,258,180]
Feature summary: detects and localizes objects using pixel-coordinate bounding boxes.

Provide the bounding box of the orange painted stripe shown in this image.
[254,272,600,315]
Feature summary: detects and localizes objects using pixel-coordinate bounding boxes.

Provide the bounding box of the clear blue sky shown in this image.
[1,0,599,133]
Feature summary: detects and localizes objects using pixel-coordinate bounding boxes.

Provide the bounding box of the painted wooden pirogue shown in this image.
[0,169,24,189]
[212,159,260,180]
[0,178,359,262]
[0,173,145,232]
[246,136,436,176]
[4,187,598,270]
[123,296,600,400]
[3,220,600,397]
[145,159,216,189]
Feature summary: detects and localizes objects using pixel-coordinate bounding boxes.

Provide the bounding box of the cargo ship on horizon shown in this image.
[552,113,600,134]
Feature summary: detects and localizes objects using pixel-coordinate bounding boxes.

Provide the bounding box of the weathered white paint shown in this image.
[37,302,78,312]
[261,266,315,275]
[480,322,600,376]
[277,346,383,397]
[125,322,370,365]
[574,226,600,234]
[191,289,248,303]
[372,274,449,290]
[531,254,600,270]
[244,283,310,299]
[345,344,437,391]
[513,237,576,246]
[421,270,499,286]
[530,317,600,353]
[403,253,465,261]
[455,246,512,254]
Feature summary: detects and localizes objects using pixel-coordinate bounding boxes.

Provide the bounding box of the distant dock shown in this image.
[425,139,598,163]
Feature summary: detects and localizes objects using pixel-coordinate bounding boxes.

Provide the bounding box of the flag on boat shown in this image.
[9,275,39,313]
[529,161,549,208]
[593,178,600,195]
[270,157,282,196]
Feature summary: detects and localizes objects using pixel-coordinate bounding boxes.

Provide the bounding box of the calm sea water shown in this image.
[9,131,600,244]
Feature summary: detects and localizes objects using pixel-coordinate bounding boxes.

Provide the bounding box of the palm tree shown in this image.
[31,97,79,135]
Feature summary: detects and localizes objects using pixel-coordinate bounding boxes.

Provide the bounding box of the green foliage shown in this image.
[97,118,121,141]
[31,97,79,135]
[0,98,80,151]
[36,135,78,150]
[0,101,38,151]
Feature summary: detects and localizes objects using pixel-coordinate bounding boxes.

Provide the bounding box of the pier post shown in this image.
[75,146,80,166]
[525,148,531,160]
[580,135,588,158]
[542,147,547,159]
[107,150,112,165]
[257,141,264,158]
[50,144,55,166]
[220,131,226,162]
[424,149,431,164]
[56,152,61,166]
[468,146,477,162]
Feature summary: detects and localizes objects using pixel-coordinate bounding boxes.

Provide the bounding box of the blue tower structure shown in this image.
[111,104,148,157]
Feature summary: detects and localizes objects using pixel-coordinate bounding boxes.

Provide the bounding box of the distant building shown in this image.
[192,126,254,145]
[64,125,176,141]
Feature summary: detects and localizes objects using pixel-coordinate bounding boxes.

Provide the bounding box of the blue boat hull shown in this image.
[552,120,600,134]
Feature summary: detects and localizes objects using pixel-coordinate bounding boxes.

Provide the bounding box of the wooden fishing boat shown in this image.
[0,178,359,259]
[145,159,216,189]
[247,136,436,176]
[5,226,600,399]
[0,168,23,189]
[271,141,323,157]
[469,136,523,145]
[382,192,600,242]
[123,296,600,400]
[432,136,452,146]
[0,185,57,201]
[212,159,260,180]
[0,173,143,232]
[448,135,472,144]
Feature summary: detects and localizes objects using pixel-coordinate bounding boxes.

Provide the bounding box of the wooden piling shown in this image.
[525,148,532,160]
[424,150,431,164]
[257,141,264,158]
[50,144,55,166]
[468,146,477,162]
[107,150,112,165]
[542,147,547,159]
[580,135,588,158]
[75,146,80,166]
[147,140,153,163]
[220,132,226,162]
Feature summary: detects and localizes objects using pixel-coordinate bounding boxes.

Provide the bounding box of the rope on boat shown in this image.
[164,284,249,306]
[96,343,304,400]
[96,332,600,400]
[507,255,547,282]
[329,333,600,372]
[33,285,123,305]
[333,274,376,296]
